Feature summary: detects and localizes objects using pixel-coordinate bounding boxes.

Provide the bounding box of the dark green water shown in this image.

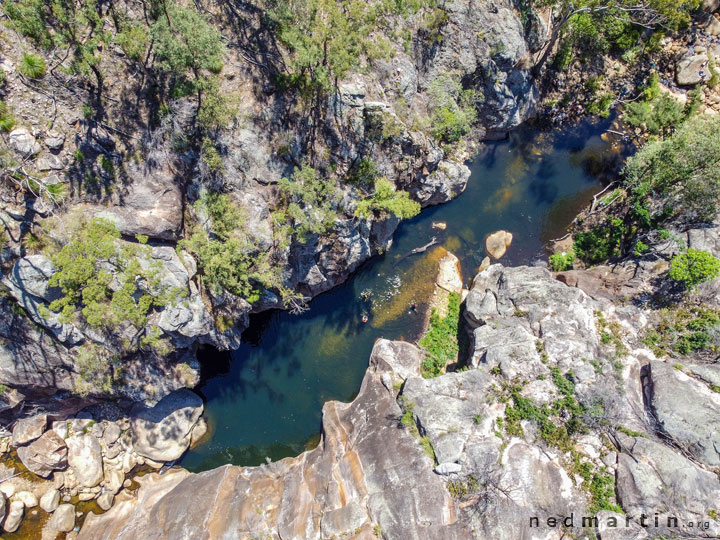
[179,117,626,472]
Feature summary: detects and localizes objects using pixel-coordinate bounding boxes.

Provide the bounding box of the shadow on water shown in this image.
[179,115,630,472]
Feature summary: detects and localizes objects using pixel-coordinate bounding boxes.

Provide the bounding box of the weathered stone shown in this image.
[48,503,75,532]
[130,389,203,462]
[649,361,720,467]
[485,230,513,259]
[12,413,47,446]
[44,130,66,151]
[0,483,15,499]
[0,494,5,524]
[40,489,60,513]
[17,430,68,477]
[3,500,23,533]
[37,155,65,171]
[15,490,38,508]
[8,128,41,156]
[67,434,104,487]
[434,462,462,475]
[616,435,720,537]
[103,469,124,495]
[676,54,710,86]
[97,492,114,511]
[103,424,121,446]
[436,252,463,294]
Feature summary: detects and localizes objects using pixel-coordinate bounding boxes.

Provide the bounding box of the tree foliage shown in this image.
[355,177,420,220]
[150,5,225,81]
[274,164,340,243]
[623,114,720,222]
[669,249,720,289]
[269,0,428,92]
[180,192,283,303]
[428,75,478,143]
[46,217,169,330]
[5,0,107,80]
[537,0,700,72]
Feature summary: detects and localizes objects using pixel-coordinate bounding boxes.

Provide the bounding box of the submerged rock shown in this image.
[485,230,513,259]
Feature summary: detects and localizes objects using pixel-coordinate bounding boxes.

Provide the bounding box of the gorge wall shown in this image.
[77,224,720,539]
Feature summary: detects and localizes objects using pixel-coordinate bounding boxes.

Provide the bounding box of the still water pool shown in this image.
[179,117,626,472]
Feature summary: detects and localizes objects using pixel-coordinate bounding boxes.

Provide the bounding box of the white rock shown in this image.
[48,503,75,532]
[14,490,38,508]
[434,462,462,475]
[8,128,41,156]
[97,491,114,511]
[40,489,60,512]
[0,483,16,498]
[3,500,24,533]
[67,434,104,487]
[44,130,65,151]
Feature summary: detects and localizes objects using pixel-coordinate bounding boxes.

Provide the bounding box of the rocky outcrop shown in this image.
[647,361,720,467]
[77,259,720,539]
[130,389,204,462]
[0,0,551,408]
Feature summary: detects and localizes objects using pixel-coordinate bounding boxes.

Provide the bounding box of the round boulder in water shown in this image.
[485,230,513,259]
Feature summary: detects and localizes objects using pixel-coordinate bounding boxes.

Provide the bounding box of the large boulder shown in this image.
[12,414,47,446]
[616,435,720,537]
[131,389,204,462]
[89,153,184,241]
[16,430,68,477]
[485,230,513,259]
[2,500,23,533]
[40,489,60,513]
[48,503,75,532]
[676,53,710,86]
[66,434,104,487]
[648,361,720,467]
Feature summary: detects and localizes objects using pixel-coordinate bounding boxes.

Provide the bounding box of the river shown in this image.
[179,116,627,472]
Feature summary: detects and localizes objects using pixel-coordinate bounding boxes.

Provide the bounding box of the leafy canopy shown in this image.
[623,114,720,222]
[274,164,340,243]
[180,193,281,302]
[46,217,168,329]
[355,177,421,220]
[669,249,720,289]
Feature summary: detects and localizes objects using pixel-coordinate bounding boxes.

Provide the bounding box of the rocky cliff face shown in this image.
[76,252,720,539]
[0,0,549,404]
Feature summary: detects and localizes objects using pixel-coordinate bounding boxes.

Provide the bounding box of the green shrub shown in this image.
[0,101,16,132]
[624,114,720,222]
[275,164,339,243]
[115,22,149,62]
[549,250,575,272]
[19,52,47,78]
[428,75,478,143]
[624,92,684,138]
[180,192,274,302]
[573,219,625,265]
[586,93,614,118]
[669,249,720,289]
[355,178,420,220]
[419,292,460,378]
[45,217,168,332]
[201,137,224,173]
